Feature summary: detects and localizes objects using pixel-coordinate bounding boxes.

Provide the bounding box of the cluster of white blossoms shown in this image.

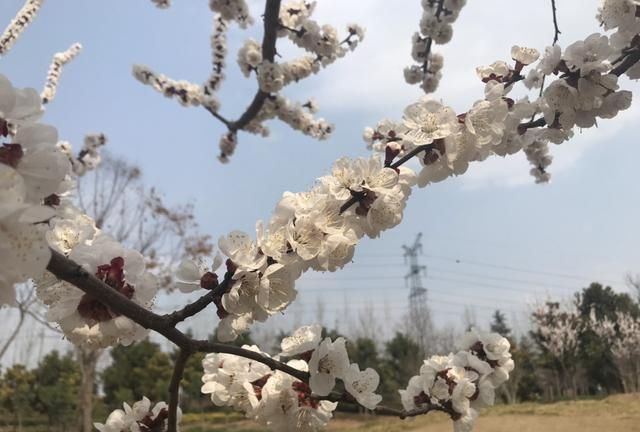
[67,132,107,176]
[41,42,82,104]
[0,73,155,349]
[200,325,511,432]
[523,139,553,184]
[0,0,43,56]
[1,0,640,430]
[176,152,414,341]
[37,233,157,348]
[182,1,640,338]
[132,65,217,110]
[400,329,513,432]
[404,0,467,94]
[277,1,364,61]
[204,15,228,97]
[531,303,580,359]
[371,17,636,184]
[201,324,382,431]
[249,94,333,140]
[139,0,363,162]
[228,0,364,159]
[590,310,640,368]
[94,396,180,432]
[0,73,67,305]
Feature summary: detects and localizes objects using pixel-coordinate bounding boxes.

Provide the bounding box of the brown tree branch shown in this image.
[45,248,310,383]
[213,0,282,134]
[317,390,455,419]
[167,349,190,432]
[551,0,561,45]
[418,0,446,73]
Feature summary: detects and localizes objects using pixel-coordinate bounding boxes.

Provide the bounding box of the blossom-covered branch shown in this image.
[404,0,467,93]
[41,42,82,104]
[134,0,364,162]
[0,0,43,56]
[3,0,640,431]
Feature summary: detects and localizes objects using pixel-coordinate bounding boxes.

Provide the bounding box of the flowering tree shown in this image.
[2,0,640,431]
[590,310,640,392]
[531,302,581,398]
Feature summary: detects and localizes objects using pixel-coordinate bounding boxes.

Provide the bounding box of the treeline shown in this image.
[0,282,638,430]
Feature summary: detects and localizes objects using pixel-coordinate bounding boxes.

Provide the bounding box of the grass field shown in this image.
[182,394,640,432]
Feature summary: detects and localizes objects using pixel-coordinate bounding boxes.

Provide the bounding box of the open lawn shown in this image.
[182,394,640,432]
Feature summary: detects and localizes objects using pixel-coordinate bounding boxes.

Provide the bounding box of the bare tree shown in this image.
[0,285,38,362]
[625,273,640,302]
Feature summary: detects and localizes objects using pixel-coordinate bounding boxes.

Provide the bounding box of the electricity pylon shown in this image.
[403,233,433,355]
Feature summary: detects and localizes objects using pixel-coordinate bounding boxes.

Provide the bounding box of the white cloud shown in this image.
[275,0,640,188]
[302,0,604,114]
[460,98,640,189]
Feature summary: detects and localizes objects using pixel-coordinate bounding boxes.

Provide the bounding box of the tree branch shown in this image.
[419,0,447,72]
[317,390,455,419]
[45,248,310,384]
[167,349,190,432]
[163,283,225,328]
[217,0,282,133]
[551,0,561,45]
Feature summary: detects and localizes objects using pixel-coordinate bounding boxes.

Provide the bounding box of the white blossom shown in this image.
[280,324,323,357]
[308,337,350,396]
[38,234,157,348]
[343,363,382,410]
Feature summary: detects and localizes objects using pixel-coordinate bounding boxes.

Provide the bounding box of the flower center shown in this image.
[292,381,319,409]
[0,143,23,168]
[77,257,135,322]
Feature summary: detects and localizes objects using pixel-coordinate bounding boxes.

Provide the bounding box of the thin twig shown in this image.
[163,285,222,327]
[538,0,562,99]
[551,0,561,45]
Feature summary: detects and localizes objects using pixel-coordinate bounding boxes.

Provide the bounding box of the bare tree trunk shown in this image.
[77,347,102,432]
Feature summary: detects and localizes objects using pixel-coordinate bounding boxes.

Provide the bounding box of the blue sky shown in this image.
[1,0,639,360]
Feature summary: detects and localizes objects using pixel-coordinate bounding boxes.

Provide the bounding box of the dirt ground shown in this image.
[182,394,640,432]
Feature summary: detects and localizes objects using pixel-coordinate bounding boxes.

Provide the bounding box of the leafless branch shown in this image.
[167,349,190,432]
[551,0,561,45]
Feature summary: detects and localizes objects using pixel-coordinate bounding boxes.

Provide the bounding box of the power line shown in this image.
[296,283,530,306]
[301,274,568,296]
[341,263,581,291]
[424,253,625,285]
[350,252,625,286]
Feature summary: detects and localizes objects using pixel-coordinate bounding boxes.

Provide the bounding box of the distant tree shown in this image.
[514,337,543,402]
[530,302,581,399]
[490,310,512,339]
[32,351,81,431]
[575,283,639,320]
[575,283,640,393]
[101,340,172,409]
[378,332,422,408]
[625,273,640,302]
[577,283,640,393]
[347,337,380,371]
[0,364,36,430]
